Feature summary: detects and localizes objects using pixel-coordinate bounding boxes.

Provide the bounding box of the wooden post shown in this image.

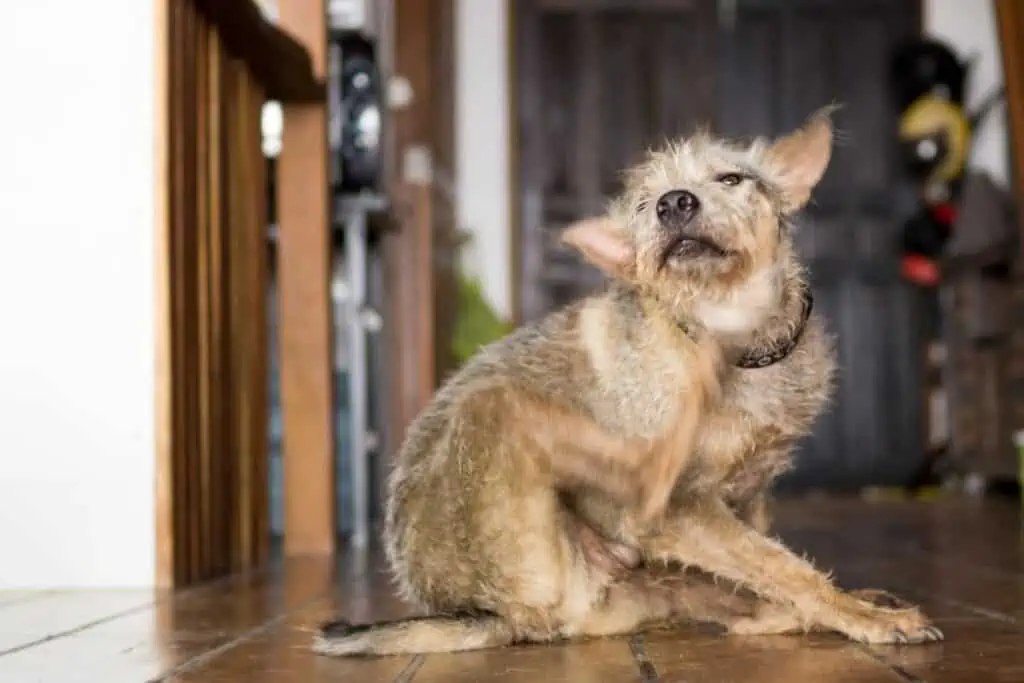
[384,0,460,450]
[277,0,336,556]
[154,0,174,589]
[996,0,1024,237]
[995,0,1024,482]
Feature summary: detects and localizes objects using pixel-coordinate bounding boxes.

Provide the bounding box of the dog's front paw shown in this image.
[828,597,944,645]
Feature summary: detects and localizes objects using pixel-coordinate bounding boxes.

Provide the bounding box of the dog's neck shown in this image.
[685,266,813,369]
[692,266,783,342]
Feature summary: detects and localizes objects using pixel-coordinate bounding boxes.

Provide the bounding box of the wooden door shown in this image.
[515,0,719,320]
[514,0,927,489]
[716,0,924,489]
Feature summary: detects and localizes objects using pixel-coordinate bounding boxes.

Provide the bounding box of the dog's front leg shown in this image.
[635,498,943,645]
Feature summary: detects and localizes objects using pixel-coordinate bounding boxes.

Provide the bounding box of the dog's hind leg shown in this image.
[563,575,677,639]
[563,567,757,639]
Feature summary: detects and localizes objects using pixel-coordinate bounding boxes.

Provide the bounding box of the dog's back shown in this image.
[316,303,604,655]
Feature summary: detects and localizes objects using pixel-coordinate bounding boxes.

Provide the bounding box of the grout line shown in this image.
[392,654,426,683]
[929,597,1017,624]
[0,567,274,660]
[0,601,158,659]
[948,600,1018,623]
[628,635,659,683]
[873,577,1020,626]
[148,592,327,682]
[840,558,1019,625]
[854,646,927,683]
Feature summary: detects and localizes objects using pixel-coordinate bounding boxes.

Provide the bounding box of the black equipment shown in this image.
[329,30,383,193]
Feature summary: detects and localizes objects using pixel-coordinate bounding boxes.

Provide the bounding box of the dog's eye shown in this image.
[716,173,744,186]
[634,200,649,215]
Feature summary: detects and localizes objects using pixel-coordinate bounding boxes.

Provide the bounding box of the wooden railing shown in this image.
[156,0,322,587]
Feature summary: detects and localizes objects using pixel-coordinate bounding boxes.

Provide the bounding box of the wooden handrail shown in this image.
[191,0,323,103]
[159,0,286,586]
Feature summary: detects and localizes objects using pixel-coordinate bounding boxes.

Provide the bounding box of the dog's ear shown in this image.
[765,106,836,213]
[561,216,636,280]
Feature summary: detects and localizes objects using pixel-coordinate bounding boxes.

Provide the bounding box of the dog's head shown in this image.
[562,108,834,334]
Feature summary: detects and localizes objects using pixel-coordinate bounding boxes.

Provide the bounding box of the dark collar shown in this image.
[734,286,814,369]
[678,286,815,370]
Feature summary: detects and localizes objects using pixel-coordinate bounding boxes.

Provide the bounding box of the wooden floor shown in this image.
[1,498,1021,682]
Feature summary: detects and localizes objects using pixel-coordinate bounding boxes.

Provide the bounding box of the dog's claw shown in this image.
[878,625,945,645]
[839,588,943,646]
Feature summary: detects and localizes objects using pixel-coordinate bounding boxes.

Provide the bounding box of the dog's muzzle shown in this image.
[654,190,729,268]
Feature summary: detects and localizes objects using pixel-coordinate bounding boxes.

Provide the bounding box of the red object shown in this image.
[902,254,941,286]
[931,202,958,225]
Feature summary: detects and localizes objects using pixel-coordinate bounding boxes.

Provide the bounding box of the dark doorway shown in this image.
[513,0,927,490]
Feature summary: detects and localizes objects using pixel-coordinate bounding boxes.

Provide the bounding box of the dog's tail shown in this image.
[312,611,519,657]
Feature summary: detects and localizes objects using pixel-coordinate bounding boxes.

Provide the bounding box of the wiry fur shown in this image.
[314,109,942,658]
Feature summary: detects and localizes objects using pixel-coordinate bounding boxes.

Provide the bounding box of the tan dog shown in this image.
[314,108,942,657]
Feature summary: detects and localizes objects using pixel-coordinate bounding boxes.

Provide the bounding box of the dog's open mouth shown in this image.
[658,234,729,270]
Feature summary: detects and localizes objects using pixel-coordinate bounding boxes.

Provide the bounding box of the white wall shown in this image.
[0,1,158,588]
[455,0,511,321]
[453,0,1011,321]
[925,0,1009,188]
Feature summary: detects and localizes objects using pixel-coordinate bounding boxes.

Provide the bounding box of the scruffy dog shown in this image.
[314,109,942,657]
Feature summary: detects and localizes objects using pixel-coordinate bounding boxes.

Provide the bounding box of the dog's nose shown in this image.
[656,190,700,224]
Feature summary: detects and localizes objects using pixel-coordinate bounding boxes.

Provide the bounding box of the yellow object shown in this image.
[898,95,971,184]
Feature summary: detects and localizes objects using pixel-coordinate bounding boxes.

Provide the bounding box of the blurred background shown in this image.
[0,0,1021,592]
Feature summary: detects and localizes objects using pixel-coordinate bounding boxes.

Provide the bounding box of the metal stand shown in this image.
[338,193,387,549]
